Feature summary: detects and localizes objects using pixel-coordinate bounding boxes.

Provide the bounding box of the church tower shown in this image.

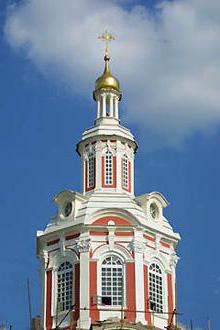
[37,32,180,330]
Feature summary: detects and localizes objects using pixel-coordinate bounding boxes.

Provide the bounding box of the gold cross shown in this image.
[98,30,115,56]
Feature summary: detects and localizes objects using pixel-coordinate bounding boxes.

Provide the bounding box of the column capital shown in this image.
[169,252,179,270]
[130,240,145,253]
[77,238,91,253]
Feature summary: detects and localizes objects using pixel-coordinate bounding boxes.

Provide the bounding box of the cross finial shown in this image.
[98,30,115,57]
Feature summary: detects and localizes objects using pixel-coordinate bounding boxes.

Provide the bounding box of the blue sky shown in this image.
[0,0,220,329]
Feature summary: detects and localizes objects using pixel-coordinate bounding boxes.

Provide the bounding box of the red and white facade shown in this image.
[37,56,180,330]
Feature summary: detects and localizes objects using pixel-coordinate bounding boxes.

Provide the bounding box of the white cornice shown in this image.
[53,190,87,205]
[76,121,138,155]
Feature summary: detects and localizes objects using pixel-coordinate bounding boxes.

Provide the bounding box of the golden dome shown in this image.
[95,55,120,93]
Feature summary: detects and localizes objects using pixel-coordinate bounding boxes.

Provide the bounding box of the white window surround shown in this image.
[88,152,95,188]
[148,263,163,313]
[122,154,129,189]
[51,264,75,318]
[144,259,168,321]
[101,256,123,306]
[97,253,127,309]
[50,252,78,318]
[57,261,73,312]
[105,151,113,185]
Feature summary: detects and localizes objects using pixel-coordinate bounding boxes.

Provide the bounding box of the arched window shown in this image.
[105,151,113,185]
[101,256,123,306]
[122,154,129,189]
[57,261,73,312]
[88,152,95,189]
[149,263,163,313]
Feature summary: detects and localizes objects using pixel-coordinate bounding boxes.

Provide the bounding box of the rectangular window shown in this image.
[122,156,128,189]
[149,272,163,313]
[85,153,96,192]
[88,155,95,188]
[101,256,123,306]
[57,262,73,312]
[102,152,116,188]
[122,155,131,192]
[105,152,113,185]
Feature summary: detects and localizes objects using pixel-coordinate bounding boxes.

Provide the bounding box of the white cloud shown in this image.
[4,0,220,148]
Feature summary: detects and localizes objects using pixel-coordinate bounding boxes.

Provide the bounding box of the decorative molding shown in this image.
[77,238,91,253]
[60,237,65,255]
[94,141,103,152]
[169,252,179,269]
[65,245,80,259]
[155,234,162,251]
[101,142,117,156]
[107,226,116,250]
[144,249,169,271]
[108,235,115,250]
[39,250,49,269]
[84,147,96,160]
[118,144,134,158]
[129,240,145,253]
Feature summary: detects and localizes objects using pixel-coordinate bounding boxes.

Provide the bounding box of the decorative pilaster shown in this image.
[39,251,49,330]
[130,232,146,324]
[167,272,174,325]
[169,251,179,323]
[77,235,91,329]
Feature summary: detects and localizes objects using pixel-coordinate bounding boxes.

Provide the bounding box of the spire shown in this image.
[94,30,121,94]
[93,31,122,120]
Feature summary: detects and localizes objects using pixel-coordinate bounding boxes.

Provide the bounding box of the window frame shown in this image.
[102,150,116,188]
[85,152,96,191]
[105,150,113,185]
[97,253,126,309]
[121,154,131,192]
[101,256,123,306]
[56,261,73,313]
[51,260,75,319]
[148,263,164,314]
